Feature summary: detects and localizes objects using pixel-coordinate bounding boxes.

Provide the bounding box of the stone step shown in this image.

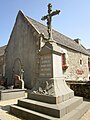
[10,105,57,120]
[60,101,90,120]
[10,101,90,120]
[18,96,83,118]
[18,97,83,118]
[59,96,83,117]
[18,98,60,118]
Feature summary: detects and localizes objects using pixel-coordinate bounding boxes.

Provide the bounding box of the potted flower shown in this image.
[62,64,69,70]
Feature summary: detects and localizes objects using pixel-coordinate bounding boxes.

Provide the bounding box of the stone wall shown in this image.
[5,11,40,89]
[61,46,89,81]
[0,46,6,80]
[0,55,4,80]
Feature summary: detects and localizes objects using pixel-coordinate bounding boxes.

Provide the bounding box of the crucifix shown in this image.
[41,3,60,40]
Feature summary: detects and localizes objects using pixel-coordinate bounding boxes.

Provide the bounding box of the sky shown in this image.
[0,0,90,48]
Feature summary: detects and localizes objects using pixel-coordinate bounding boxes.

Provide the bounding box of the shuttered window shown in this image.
[62,53,66,65]
[88,58,90,71]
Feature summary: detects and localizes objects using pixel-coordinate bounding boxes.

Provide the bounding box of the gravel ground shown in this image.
[0,109,22,120]
[0,99,22,120]
[80,109,90,120]
[80,98,90,120]
[0,97,89,120]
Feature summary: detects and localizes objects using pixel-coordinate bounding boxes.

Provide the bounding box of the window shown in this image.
[62,53,68,70]
[88,58,90,71]
[80,59,82,65]
[62,53,66,65]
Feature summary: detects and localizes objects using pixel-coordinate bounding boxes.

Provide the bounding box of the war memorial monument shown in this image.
[9,3,90,120]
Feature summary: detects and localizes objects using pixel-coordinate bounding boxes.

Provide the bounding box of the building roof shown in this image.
[0,45,6,56]
[27,16,90,56]
[87,49,90,52]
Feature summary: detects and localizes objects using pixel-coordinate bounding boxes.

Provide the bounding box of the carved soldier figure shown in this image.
[14,74,24,89]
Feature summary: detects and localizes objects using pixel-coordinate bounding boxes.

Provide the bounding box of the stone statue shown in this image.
[14,74,24,89]
[20,68,24,80]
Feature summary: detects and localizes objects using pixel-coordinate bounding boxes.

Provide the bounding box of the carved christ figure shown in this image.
[41,3,60,40]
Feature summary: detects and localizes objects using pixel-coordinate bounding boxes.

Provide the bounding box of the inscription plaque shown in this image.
[40,54,52,77]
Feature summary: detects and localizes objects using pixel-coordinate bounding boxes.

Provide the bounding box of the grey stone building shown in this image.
[0,45,6,81]
[5,10,90,89]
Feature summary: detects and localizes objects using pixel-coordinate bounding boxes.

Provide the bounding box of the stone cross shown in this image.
[41,3,60,40]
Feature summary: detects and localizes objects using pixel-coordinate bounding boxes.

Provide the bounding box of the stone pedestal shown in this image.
[28,77,74,104]
[29,41,74,103]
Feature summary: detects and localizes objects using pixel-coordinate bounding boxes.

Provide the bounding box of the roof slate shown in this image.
[27,16,90,56]
[87,49,90,53]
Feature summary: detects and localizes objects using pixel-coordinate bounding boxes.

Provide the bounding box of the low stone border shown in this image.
[0,89,26,101]
[66,81,90,99]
